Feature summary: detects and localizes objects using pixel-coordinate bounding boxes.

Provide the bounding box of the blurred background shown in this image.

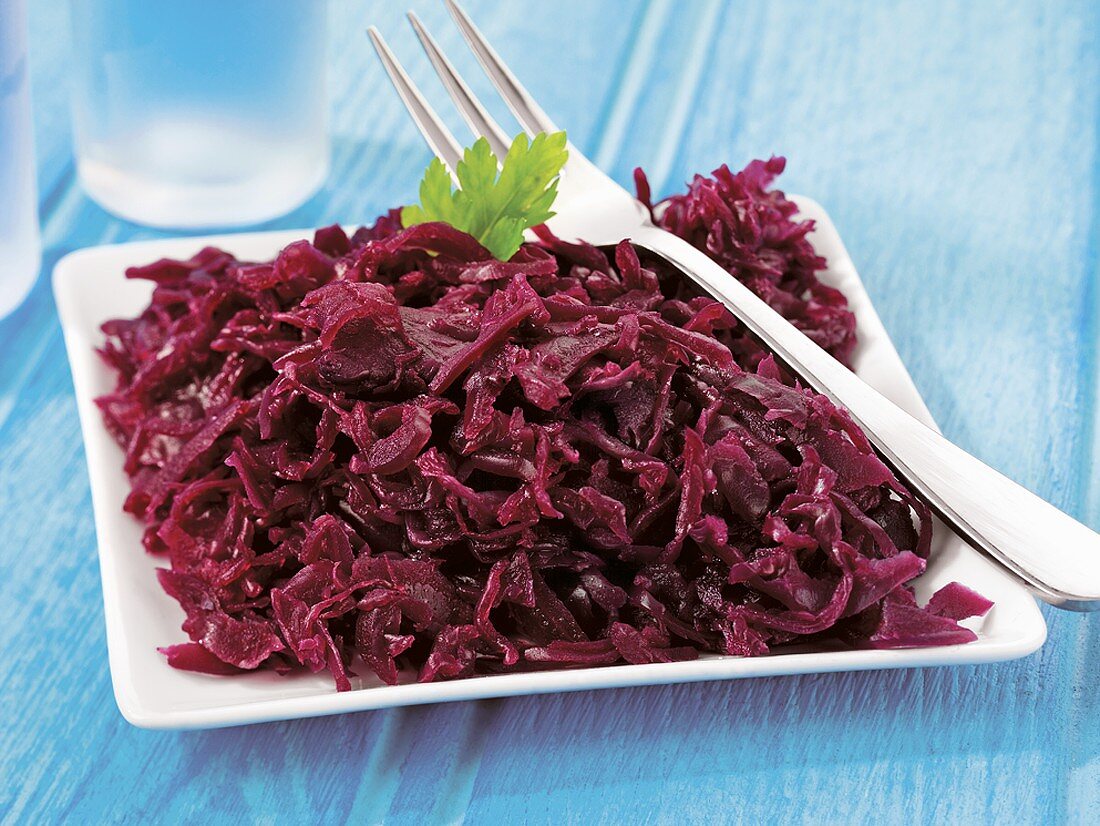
[3,1,1098,822]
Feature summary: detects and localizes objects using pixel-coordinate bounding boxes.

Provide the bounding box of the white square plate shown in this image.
[54,196,1047,730]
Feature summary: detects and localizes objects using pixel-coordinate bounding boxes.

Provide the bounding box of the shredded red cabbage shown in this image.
[638,156,858,366]
[97,159,990,689]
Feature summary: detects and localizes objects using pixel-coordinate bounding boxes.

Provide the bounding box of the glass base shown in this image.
[77,149,329,231]
[0,241,41,319]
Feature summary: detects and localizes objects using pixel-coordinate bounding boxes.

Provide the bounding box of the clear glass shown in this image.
[0,0,40,318]
[69,0,329,229]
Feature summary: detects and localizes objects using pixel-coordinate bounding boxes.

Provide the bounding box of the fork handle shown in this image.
[635,225,1100,610]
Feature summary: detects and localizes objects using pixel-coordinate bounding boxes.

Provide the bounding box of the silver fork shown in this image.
[369,0,1100,610]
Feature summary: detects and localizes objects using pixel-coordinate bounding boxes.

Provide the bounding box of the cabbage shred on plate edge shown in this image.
[95,140,993,690]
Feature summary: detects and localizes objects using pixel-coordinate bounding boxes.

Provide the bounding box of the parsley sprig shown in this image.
[401,131,568,261]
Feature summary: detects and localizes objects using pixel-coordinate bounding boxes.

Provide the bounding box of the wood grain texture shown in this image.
[1,0,1097,823]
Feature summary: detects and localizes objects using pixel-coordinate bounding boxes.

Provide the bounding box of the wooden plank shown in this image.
[2,0,1097,823]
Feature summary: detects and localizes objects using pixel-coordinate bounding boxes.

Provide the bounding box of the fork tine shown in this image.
[367,26,464,176]
[406,12,513,161]
[443,0,560,137]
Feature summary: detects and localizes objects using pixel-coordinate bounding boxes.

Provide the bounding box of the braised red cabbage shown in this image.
[96,159,990,690]
[638,157,857,366]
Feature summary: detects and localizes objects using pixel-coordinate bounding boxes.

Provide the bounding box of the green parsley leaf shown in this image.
[401,131,568,261]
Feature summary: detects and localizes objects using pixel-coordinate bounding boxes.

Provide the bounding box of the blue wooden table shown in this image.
[3,1,1098,822]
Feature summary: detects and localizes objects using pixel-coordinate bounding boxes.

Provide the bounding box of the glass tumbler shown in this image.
[69,0,329,229]
[0,0,40,318]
